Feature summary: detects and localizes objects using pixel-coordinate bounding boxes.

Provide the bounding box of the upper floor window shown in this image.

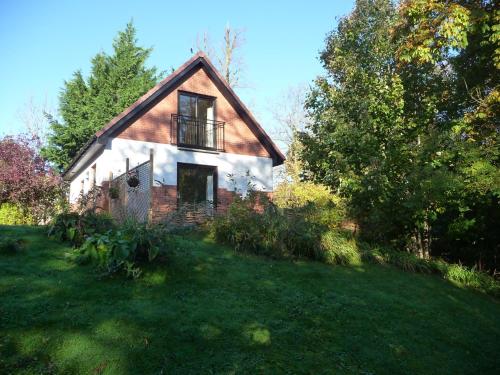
[175,92,224,151]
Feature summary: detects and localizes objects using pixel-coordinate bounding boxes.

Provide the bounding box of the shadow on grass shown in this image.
[0,225,499,374]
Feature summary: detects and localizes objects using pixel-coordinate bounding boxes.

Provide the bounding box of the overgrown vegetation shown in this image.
[210,192,325,259]
[210,195,500,297]
[48,211,115,247]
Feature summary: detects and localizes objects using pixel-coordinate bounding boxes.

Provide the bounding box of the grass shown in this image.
[1,225,499,374]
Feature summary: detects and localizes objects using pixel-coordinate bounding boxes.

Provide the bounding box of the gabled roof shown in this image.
[63,52,285,179]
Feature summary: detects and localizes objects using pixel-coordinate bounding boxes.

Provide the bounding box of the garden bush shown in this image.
[76,221,169,278]
[48,211,115,247]
[273,181,346,228]
[210,194,325,260]
[0,203,33,225]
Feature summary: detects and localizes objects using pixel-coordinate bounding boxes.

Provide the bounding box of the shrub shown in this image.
[211,199,262,254]
[273,181,347,228]
[210,194,324,260]
[76,221,168,278]
[0,203,34,225]
[317,230,361,265]
[0,237,26,255]
[48,211,115,247]
[0,134,62,223]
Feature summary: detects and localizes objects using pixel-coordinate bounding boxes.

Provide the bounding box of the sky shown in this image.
[0,0,355,148]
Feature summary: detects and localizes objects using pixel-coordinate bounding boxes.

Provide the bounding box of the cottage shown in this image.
[62,52,284,221]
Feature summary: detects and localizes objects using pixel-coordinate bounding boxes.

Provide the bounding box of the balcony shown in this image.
[171,114,225,152]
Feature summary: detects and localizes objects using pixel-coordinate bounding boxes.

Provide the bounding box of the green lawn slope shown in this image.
[1,225,499,374]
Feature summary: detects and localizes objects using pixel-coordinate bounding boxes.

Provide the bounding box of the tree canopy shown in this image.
[42,22,162,171]
[302,0,499,270]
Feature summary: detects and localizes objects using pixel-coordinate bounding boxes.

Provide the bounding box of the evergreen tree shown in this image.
[42,22,162,171]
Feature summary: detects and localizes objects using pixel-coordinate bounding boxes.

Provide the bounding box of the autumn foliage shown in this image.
[0,134,61,222]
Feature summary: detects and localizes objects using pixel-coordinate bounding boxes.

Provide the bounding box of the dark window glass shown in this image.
[178,164,215,204]
[179,94,197,118]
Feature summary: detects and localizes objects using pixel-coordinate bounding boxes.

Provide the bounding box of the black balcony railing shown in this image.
[171,114,225,151]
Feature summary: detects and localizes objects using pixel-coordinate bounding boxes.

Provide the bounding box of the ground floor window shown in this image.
[177,163,217,208]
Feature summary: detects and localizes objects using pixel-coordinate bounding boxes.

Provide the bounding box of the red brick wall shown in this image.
[150,185,272,223]
[114,66,271,158]
[151,185,177,222]
[98,183,272,223]
[216,188,236,215]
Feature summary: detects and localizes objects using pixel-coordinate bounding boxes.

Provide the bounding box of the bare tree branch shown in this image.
[195,24,246,88]
[16,96,55,148]
[268,84,310,182]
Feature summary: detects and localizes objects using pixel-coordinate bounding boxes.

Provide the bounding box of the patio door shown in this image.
[177,163,217,210]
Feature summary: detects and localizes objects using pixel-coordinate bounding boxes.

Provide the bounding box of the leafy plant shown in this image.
[76,221,168,278]
[109,187,120,199]
[48,211,115,247]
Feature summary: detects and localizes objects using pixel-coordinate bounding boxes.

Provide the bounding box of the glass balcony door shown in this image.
[178,93,215,148]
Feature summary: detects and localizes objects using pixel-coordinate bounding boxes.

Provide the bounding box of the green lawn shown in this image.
[1,226,499,374]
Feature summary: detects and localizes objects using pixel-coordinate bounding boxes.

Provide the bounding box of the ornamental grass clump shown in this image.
[316,230,361,265]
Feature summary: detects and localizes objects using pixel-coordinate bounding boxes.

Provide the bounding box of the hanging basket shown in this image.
[126,171,140,188]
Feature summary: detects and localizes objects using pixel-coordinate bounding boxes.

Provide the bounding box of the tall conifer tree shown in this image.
[42,22,161,171]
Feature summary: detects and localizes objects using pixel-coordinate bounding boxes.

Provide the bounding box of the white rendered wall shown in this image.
[69,137,274,203]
